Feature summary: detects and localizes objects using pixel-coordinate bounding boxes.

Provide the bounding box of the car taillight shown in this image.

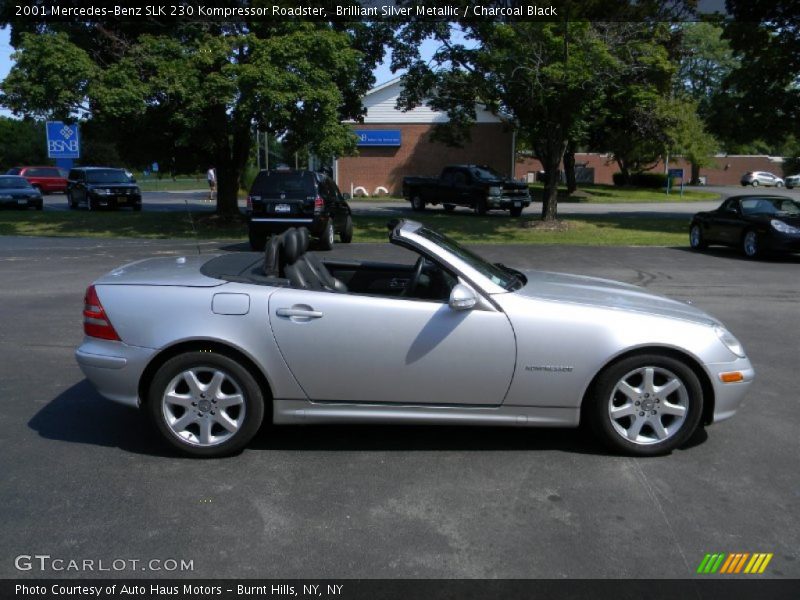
[314,196,324,213]
[83,285,120,341]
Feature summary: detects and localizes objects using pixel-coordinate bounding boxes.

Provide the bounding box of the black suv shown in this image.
[67,167,142,211]
[247,169,353,251]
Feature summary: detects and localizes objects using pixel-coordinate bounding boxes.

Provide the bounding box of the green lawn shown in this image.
[136,177,210,192]
[0,210,690,247]
[528,183,719,203]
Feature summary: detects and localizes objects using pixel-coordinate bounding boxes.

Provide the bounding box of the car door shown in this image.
[452,169,473,206]
[708,199,742,244]
[268,287,516,405]
[68,170,86,204]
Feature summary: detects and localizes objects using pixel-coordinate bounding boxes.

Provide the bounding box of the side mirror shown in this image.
[448,283,477,311]
[341,192,351,201]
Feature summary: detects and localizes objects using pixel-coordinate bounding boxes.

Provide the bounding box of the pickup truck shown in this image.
[402,164,531,216]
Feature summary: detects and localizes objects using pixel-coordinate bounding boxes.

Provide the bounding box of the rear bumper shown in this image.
[705,357,755,423]
[75,338,155,408]
[249,215,327,236]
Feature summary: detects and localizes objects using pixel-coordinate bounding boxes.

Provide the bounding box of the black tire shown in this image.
[87,197,94,211]
[776,182,784,188]
[474,198,488,216]
[133,203,142,212]
[35,202,43,211]
[510,205,523,217]
[318,220,335,251]
[67,192,75,209]
[147,351,265,458]
[248,228,267,251]
[689,223,707,250]
[585,353,704,456]
[443,204,455,213]
[339,214,353,243]
[742,229,761,259]
[411,195,425,212]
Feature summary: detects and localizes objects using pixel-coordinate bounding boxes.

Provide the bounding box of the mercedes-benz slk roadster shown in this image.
[76,220,753,457]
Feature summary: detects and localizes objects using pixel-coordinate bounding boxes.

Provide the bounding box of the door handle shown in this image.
[276,307,323,319]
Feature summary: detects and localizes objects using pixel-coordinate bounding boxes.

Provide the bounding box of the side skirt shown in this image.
[273,399,580,428]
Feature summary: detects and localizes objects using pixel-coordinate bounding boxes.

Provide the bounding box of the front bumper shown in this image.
[488,195,531,209]
[705,356,755,422]
[763,232,800,253]
[0,198,42,209]
[90,194,142,209]
[75,338,155,408]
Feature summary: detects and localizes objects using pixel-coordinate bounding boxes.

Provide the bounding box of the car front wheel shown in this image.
[587,354,703,456]
[148,351,265,457]
[742,230,760,259]
[751,180,759,187]
[411,195,425,212]
[510,205,523,217]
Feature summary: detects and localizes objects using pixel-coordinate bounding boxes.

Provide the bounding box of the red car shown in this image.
[6,166,69,194]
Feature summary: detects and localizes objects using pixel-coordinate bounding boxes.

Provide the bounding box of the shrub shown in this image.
[612,172,669,188]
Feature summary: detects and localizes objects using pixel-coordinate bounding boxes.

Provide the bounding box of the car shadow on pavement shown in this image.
[30,381,708,457]
[673,246,800,263]
[28,380,175,457]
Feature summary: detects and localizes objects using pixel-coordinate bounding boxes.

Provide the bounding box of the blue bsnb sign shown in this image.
[354,129,401,147]
[46,121,81,158]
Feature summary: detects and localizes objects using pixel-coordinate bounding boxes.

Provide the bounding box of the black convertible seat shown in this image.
[263,234,282,277]
[295,228,348,293]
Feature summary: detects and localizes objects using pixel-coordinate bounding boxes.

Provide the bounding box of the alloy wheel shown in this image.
[161,367,246,447]
[743,231,758,258]
[607,366,689,446]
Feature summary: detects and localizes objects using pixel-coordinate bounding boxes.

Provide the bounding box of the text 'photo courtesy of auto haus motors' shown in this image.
[76,219,754,458]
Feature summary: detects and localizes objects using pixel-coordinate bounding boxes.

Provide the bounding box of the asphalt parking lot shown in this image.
[1,235,798,579]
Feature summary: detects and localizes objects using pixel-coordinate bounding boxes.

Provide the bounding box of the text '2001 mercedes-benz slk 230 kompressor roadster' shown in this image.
[75,220,754,457]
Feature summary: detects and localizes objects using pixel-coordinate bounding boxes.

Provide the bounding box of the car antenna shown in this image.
[184,196,201,255]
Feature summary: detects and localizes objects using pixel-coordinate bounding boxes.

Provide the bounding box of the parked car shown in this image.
[6,165,68,194]
[690,195,800,258]
[785,174,800,189]
[0,175,44,210]
[75,220,752,458]
[66,167,141,211]
[740,171,784,187]
[246,168,352,251]
[402,164,531,216]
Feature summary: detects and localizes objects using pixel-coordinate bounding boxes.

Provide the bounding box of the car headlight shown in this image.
[488,186,502,196]
[714,325,746,358]
[771,219,800,234]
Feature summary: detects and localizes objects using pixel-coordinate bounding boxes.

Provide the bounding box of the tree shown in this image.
[722,0,800,147]
[1,16,384,217]
[660,98,719,183]
[394,21,617,221]
[0,117,48,169]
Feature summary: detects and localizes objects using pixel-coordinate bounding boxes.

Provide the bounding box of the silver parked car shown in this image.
[76,221,753,457]
[785,174,800,189]
[741,171,784,187]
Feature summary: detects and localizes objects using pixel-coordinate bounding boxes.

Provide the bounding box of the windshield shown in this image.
[471,166,503,181]
[414,226,518,289]
[85,169,133,184]
[741,197,800,216]
[0,176,33,189]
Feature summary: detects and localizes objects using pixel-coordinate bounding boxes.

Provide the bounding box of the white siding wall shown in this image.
[360,79,501,124]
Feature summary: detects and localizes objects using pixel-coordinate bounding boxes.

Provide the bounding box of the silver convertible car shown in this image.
[76,220,753,457]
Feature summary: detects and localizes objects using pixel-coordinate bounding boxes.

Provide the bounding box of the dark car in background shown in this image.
[0,175,44,210]
[246,168,353,251]
[402,164,531,216]
[690,195,800,258]
[6,166,68,194]
[67,167,141,211]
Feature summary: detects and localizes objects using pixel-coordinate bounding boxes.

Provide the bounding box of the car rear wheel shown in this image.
[319,220,335,250]
[411,195,425,212]
[148,351,265,457]
[776,182,784,188]
[751,180,759,187]
[339,214,353,243]
[742,230,760,259]
[689,223,707,250]
[587,354,703,456]
[248,228,267,251]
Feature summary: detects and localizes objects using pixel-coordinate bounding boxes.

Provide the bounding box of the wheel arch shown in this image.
[579,346,715,427]
[137,339,274,412]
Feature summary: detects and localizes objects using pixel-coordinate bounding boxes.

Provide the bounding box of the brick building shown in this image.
[515,152,789,186]
[335,78,515,196]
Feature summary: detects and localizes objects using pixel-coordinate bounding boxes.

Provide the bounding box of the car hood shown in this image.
[511,270,720,326]
[94,255,224,287]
